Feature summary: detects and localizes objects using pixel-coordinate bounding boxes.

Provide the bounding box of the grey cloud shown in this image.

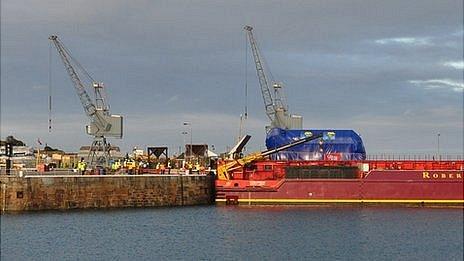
[409,79,464,92]
[1,0,462,154]
[375,37,432,46]
[443,61,464,69]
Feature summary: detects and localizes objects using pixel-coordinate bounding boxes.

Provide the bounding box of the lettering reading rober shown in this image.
[422,171,463,179]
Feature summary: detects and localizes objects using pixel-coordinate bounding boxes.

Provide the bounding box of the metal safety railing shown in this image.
[0,168,211,177]
[0,168,78,176]
[365,154,463,161]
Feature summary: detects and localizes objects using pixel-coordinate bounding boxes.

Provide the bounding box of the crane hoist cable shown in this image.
[238,30,249,142]
[48,41,52,132]
[244,30,248,120]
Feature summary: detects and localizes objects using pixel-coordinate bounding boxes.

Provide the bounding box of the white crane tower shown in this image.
[244,25,303,131]
[49,35,123,168]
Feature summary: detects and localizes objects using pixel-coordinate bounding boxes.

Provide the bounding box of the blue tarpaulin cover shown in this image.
[265,128,366,160]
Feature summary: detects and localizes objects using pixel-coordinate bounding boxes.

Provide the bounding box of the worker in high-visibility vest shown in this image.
[127,159,138,174]
[78,158,87,175]
[111,160,121,171]
[77,162,83,173]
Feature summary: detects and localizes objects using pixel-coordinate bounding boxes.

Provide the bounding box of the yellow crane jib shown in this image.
[217,132,328,180]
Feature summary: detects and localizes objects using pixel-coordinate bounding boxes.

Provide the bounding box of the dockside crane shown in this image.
[49,35,123,168]
[244,26,302,131]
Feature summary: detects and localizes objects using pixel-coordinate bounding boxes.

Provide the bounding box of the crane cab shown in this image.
[86,111,123,138]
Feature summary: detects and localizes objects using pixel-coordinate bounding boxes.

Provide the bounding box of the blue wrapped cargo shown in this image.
[266,128,366,161]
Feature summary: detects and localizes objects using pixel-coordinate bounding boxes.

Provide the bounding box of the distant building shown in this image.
[131,149,145,158]
[0,145,34,157]
[59,153,79,168]
[0,145,35,168]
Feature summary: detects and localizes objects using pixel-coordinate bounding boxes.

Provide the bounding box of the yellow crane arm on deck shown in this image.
[217,132,329,180]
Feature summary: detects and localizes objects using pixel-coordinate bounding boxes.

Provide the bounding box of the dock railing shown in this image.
[365,154,463,161]
[0,168,210,177]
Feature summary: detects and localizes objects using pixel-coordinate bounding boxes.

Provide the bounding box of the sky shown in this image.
[1,0,463,156]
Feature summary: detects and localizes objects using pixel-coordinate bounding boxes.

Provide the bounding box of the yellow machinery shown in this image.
[217,133,328,180]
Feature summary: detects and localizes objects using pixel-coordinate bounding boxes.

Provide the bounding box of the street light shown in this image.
[437,132,440,160]
[183,122,192,162]
[181,131,188,153]
[181,131,188,168]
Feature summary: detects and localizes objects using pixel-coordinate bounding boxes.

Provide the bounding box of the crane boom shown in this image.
[244,26,276,123]
[49,36,98,121]
[244,26,303,130]
[49,35,111,133]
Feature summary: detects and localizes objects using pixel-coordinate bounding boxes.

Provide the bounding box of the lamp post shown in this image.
[183,122,192,162]
[181,131,188,169]
[437,132,440,160]
[181,131,188,155]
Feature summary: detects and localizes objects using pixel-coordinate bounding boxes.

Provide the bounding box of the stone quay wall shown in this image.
[0,174,215,213]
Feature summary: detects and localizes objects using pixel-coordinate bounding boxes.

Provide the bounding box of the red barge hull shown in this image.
[215,160,464,206]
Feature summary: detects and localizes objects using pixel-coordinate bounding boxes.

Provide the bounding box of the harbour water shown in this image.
[1,206,463,260]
